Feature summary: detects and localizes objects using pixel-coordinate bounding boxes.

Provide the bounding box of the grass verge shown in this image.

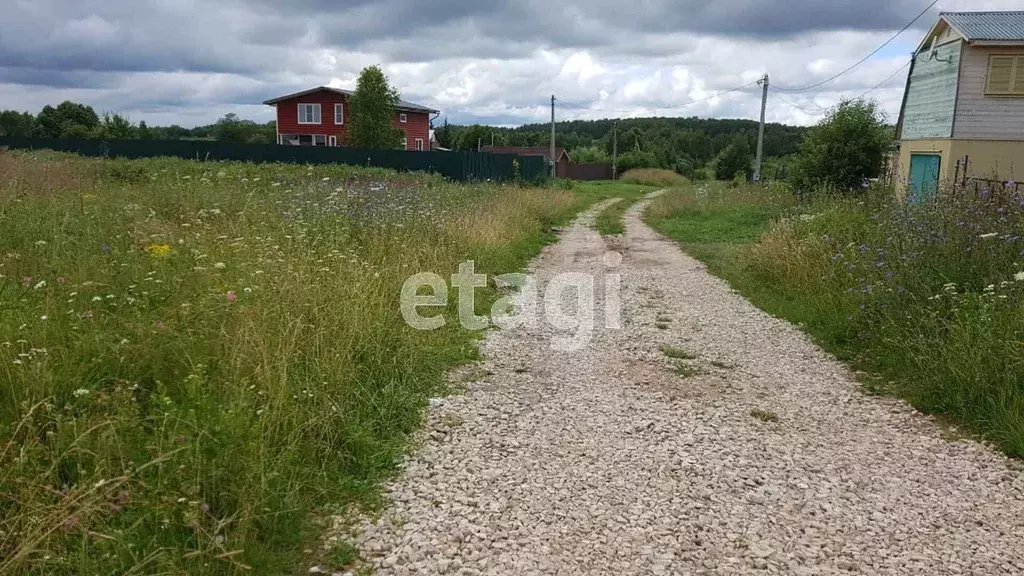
[0,150,578,574]
[646,180,1024,456]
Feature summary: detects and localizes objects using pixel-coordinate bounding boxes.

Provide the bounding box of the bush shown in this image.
[713,137,753,181]
[571,146,609,164]
[615,151,658,173]
[792,99,891,192]
[620,168,688,188]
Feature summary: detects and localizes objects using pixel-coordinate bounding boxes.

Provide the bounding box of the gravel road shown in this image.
[350,193,1024,575]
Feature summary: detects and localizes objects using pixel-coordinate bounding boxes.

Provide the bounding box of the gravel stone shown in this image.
[351,193,1024,575]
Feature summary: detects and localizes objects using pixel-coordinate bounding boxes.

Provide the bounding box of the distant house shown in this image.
[896,11,1024,200]
[481,146,572,175]
[263,86,439,151]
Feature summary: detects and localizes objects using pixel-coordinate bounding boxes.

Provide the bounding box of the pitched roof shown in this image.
[940,11,1024,43]
[262,86,439,113]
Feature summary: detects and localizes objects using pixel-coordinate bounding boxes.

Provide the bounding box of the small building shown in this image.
[263,86,439,151]
[896,11,1024,200]
[480,146,572,175]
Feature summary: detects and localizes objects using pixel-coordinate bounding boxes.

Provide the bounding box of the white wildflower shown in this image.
[33,280,46,290]
[979,233,999,239]
[39,315,48,321]
[214,262,226,269]
[1015,272,1024,282]
[73,389,91,397]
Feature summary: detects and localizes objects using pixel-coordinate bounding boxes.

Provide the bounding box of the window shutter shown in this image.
[987,56,1015,94]
[1014,56,1024,95]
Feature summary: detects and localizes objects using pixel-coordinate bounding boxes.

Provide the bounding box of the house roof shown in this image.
[262,86,439,113]
[481,146,571,161]
[939,11,1024,43]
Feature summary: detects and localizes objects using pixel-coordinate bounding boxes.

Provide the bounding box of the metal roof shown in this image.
[262,86,439,114]
[941,11,1024,42]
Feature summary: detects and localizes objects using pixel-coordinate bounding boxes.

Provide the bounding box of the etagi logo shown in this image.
[400,253,623,352]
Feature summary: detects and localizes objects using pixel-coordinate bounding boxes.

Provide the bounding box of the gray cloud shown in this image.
[0,0,1020,127]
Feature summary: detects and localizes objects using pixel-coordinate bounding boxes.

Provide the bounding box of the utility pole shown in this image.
[753,73,769,183]
[549,94,557,178]
[612,121,618,180]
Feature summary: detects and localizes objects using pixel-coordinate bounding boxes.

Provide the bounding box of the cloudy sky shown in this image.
[1,0,1020,128]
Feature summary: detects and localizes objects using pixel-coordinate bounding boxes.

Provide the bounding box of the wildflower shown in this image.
[146,244,173,258]
[40,315,48,321]
[214,262,226,269]
[33,280,46,290]
[73,389,91,397]
[1015,272,1024,282]
[35,240,47,246]
[226,291,238,303]
[101,243,111,254]
[244,287,252,293]
[980,233,999,239]
[21,277,31,288]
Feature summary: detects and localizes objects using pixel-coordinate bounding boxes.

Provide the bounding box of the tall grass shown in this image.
[0,150,575,574]
[618,168,687,189]
[648,181,1024,456]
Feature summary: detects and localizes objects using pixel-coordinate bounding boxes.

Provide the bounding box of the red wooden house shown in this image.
[263,86,438,151]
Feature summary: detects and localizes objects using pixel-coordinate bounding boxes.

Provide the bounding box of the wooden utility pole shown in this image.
[612,121,618,180]
[754,73,769,183]
[550,94,557,178]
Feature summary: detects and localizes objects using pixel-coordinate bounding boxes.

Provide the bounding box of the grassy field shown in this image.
[647,181,1024,456]
[0,150,581,574]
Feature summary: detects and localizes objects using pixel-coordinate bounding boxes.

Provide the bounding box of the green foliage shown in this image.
[571,145,608,163]
[348,65,404,149]
[0,110,36,137]
[35,101,100,138]
[433,117,455,149]
[615,151,658,173]
[648,181,1024,458]
[94,113,137,140]
[211,113,275,144]
[713,136,753,181]
[0,151,579,574]
[792,99,892,192]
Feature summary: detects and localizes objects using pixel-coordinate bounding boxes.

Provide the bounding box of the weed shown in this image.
[327,541,360,569]
[711,360,735,369]
[750,409,780,423]
[656,323,670,330]
[0,151,578,574]
[619,169,688,188]
[660,345,696,360]
[674,362,704,379]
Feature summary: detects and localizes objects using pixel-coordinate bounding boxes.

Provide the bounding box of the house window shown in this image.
[985,55,1024,96]
[312,135,326,146]
[297,103,321,124]
[399,113,408,123]
[415,138,424,151]
[334,103,344,125]
[401,137,407,150]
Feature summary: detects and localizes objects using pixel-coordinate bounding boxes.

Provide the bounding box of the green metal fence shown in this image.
[0,137,548,183]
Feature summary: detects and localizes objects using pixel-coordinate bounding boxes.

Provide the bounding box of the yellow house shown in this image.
[895,11,1024,200]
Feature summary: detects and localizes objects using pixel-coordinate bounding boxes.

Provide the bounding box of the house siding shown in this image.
[273,90,431,150]
[901,40,963,140]
[953,45,1024,140]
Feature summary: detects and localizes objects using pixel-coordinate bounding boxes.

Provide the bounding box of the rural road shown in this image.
[352,192,1024,575]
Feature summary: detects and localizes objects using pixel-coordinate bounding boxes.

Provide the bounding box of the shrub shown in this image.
[571,146,609,164]
[791,99,892,193]
[615,151,658,173]
[713,137,753,181]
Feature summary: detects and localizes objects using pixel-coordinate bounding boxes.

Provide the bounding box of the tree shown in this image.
[433,118,455,149]
[571,146,608,163]
[792,99,891,192]
[0,110,36,137]
[616,151,658,172]
[137,121,153,140]
[456,124,491,151]
[714,136,753,181]
[94,112,137,140]
[212,113,252,143]
[35,101,100,138]
[348,65,403,149]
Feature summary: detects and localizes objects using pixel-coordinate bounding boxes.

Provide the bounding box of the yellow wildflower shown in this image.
[146,244,173,258]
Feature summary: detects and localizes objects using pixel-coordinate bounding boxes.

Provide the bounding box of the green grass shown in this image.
[0,150,580,574]
[568,180,658,236]
[646,180,1024,457]
[660,345,696,360]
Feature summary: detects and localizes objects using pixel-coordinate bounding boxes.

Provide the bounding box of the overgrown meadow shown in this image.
[648,181,1024,456]
[0,150,575,574]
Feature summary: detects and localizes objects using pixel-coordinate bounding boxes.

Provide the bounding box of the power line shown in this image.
[773,0,936,92]
[769,60,912,117]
